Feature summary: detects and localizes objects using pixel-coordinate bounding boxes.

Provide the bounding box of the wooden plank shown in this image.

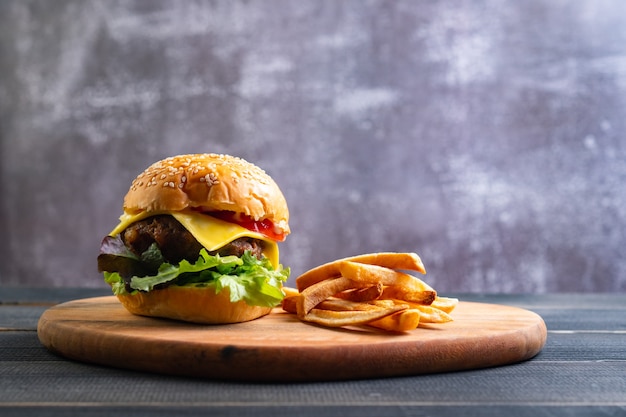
[2,328,625,411]
[0,287,111,305]
[1,405,625,417]
[536,309,626,331]
[456,293,626,310]
[535,332,626,361]
[16,405,626,417]
[0,306,49,331]
[3,291,625,415]
[2,349,625,405]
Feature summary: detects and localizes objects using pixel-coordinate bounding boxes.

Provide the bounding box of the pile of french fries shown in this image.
[281,252,458,332]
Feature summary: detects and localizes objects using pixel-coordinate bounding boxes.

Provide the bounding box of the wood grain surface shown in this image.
[37,296,547,381]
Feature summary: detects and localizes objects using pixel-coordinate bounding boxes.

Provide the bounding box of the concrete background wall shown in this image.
[1,0,625,293]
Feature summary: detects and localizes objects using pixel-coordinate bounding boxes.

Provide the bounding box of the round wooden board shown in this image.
[37,296,547,381]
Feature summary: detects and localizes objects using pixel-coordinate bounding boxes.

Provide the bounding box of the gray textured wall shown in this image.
[1,1,625,293]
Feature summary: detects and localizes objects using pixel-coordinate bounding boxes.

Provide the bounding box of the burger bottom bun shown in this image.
[115,285,272,324]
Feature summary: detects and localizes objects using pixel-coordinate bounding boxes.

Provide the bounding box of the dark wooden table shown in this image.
[1,287,625,416]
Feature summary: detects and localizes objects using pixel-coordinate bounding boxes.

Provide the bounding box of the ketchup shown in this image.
[208,211,286,242]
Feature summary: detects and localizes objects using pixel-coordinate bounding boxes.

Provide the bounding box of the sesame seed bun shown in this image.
[123,153,290,236]
[115,285,272,324]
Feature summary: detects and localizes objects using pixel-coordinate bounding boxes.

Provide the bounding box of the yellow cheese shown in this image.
[109,210,279,268]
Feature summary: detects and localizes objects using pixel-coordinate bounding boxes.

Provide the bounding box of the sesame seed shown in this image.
[203,172,219,186]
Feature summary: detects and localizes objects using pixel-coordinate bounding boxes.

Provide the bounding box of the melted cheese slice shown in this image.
[109,210,279,268]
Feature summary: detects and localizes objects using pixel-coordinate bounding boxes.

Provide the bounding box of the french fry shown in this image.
[414,305,453,323]
[296,252,426,291]
[388,299,453,323]
[284,252,457,333]
[334,283,383,302]
[281,294,298,314]
[303,304,406,327]
[318,298,377,311]
[431,296,459,314]
[367,309,421,332]
[380,285,436,305]
[296,276,358,319]
[369,299,406,309]
[282,286,300,298]
[317,298,402,312]
[338,261,435,294]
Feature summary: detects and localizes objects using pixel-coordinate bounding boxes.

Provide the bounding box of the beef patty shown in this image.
[122,215,265,264]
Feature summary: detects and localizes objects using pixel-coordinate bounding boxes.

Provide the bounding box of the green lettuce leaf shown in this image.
[104,249,289,308]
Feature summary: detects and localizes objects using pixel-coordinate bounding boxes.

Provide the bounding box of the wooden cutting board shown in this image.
[37,296,547,381]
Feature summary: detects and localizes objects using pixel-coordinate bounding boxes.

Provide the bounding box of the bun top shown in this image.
[123,154,290,235]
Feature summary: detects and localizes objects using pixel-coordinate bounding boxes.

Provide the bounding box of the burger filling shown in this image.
[121,215,264,264]
[97,215,289,307]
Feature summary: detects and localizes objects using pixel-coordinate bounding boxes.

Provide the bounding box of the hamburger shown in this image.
[97,153,291,324]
